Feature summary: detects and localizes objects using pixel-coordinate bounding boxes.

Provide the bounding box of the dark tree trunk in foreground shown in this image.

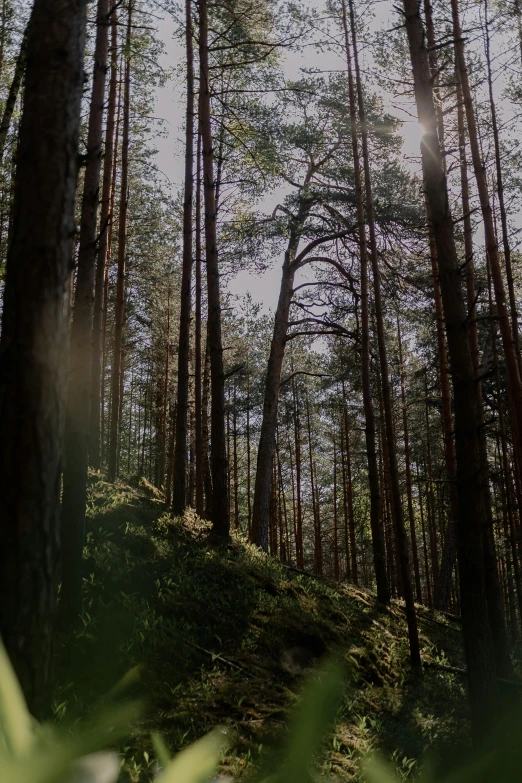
[199,0,229,537]
[0,0,87,715]
[107,2,132,482]
[60,0,110,627]
[451,0,513,682]
[172,0,194,515]
[403,0,499,743]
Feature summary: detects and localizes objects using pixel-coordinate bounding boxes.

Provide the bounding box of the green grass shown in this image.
[54,474,469,782]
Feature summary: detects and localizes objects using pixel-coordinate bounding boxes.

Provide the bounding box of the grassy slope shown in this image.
[55,475,469,782]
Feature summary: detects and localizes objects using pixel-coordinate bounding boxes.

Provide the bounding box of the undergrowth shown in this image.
[54,473,469,782]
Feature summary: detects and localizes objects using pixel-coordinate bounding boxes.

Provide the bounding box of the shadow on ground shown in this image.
[54,474,470,782]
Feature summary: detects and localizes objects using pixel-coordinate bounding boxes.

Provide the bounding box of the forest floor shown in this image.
[55,474,470,782]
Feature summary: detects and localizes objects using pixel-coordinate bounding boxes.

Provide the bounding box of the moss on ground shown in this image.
[55,474,469,781]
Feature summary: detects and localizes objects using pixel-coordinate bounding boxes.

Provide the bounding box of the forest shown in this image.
[2,0,522,779]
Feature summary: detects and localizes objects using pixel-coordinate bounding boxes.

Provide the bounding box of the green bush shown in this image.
[2,639,520,783]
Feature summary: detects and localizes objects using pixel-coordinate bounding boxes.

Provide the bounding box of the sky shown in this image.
[148,1,494,314]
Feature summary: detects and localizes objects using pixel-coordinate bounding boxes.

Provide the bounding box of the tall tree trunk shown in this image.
[199,0,228,537]
[481,257,515,680]
[292,375,304,567]
[0,25,28,164]
[0,0,8,80]
[227,396,231,522]
[107,2,132,482]
[333,438,340,580]
[403,0,499,742]
[127,370,133,473]
[172,0,194,515]
[90,8,118,468]
[0,0,87,715]
[452,0,522,465]
[484,0,520,368]
[424,373,439,589]
[417,463,432,606]
[188,403,195,505]
[455,61,513,680]
[154,357,164,486]
[423,0,460,613]
[246,371,252,534]
[101,63,123,466]
[166,402,176,506]
[306,394,322,575]
[233,383,239,529]
[251,212,305,550]
[343,400,358,583]
[430,213,459,608]
[276,441,290,563]
[349,0,419,663]
[494,350,522,630]
[341,0,389,605]
[194,129,204,516]
[160,288,171,485]
[60,0,110,626]
[514,0,522,65]
[398,318,422,603]
[202,336,213,518]
[288,437,298,564]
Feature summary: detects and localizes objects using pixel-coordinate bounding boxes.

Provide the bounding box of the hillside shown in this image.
[55,475,469,782]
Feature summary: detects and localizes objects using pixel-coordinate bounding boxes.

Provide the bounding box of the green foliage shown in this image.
[52,478,470,781]
[4,635,522,783]
[0,638,140,783]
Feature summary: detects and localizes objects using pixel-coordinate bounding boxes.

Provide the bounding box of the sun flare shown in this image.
[401,119,427,155]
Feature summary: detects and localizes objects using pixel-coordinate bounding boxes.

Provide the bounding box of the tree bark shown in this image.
[160,288,171,485]
[172,0,194,515]
[341,0,389,604]
[484,0,520,369]
[90,8,118,469]
[166,402,176,506]
[349,0,420,664]
[199,0,229,537]
[455,57,513,681]
[333,438,340,580]
[424,372,439,589]
[403,0,499,742]
[107,1,132,482]
[342,399,358,583]
[202,336,213,518]
[0,25,28,164]
[292,374,304,567]
[0,0,8,81]
[194,129,204,516]
[306,393,322,575]
[0,0,87,715]
[451,0,522,466]
[60,0,110,626]
[251,229,299,550]
[397,318,422,603]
